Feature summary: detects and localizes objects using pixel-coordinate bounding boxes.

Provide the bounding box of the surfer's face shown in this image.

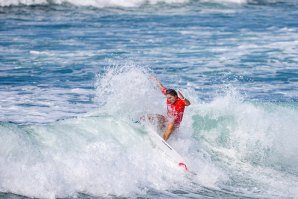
[166,94,177,104]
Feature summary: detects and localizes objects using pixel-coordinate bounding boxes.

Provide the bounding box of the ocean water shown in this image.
[0,0,298,198]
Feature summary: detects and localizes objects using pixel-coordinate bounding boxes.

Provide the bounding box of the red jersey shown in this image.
[162,88,186,127]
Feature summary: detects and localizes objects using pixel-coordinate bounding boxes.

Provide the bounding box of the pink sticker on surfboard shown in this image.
[178,162,188,171]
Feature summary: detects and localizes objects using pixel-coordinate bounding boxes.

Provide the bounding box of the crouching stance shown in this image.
[150,77,190,141]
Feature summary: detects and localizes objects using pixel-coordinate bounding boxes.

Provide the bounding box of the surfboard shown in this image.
[147,127,189,171]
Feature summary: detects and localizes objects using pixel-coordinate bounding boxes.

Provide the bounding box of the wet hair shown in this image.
[166,89,178,97]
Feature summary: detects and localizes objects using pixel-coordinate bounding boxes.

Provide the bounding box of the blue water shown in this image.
[0,0,298,198]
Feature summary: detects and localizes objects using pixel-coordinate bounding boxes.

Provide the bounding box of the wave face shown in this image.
[0,117,196,198]
[0,67,298,198]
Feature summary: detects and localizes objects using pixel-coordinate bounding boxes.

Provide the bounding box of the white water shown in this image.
[0,65,223,198]
[0,66,298,198]
[192,92,298,197]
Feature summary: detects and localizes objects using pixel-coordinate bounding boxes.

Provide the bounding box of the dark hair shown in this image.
[166,89,178,97]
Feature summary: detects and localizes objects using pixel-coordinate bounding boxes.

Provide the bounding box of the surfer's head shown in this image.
[166,89,178,104]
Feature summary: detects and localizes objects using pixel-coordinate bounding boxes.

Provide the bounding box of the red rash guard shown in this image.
[162,88,186,127]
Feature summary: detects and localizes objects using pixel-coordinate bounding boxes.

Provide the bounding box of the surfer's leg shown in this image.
[140,114,167,129]
[162,122,176,141]
[156,114,168,129]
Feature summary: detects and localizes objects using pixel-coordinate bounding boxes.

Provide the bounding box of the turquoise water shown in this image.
[0,0,298,198]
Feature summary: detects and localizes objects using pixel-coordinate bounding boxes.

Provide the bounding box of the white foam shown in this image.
[0,86,96,123]
[193,90,298,197]
[29,50,52,55]
[0,117,201,198]
[95,63,166,120]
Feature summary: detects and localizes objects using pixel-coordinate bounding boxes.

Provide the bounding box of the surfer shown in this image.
[150,76,191,141]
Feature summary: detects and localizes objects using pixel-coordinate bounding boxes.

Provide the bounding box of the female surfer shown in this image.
[150,76,191,141]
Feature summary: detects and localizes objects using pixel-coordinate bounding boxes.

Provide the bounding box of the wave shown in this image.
[0,0,295,8]
[1,65,298,198]
[1,99,297,198]
[0,116,223,198]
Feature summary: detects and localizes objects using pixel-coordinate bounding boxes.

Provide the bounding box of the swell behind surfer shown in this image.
[150,76,191,141]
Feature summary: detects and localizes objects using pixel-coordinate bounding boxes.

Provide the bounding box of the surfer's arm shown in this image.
[182,98,190,106]
[163,122,175,141]
[178,91,191,106]
[150,76,166,93]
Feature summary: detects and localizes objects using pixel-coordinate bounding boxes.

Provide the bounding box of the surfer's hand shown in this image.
[149,75,162,86]
[149,75,159,83]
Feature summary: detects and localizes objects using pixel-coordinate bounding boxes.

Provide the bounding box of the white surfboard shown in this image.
[147,127,189,171]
